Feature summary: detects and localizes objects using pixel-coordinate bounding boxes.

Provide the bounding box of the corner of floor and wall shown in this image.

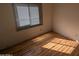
[51,4,79,42]
[1,3,79,50]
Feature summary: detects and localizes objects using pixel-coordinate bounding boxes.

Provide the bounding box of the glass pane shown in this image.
[29,5,40,26]
[16,5,30,27]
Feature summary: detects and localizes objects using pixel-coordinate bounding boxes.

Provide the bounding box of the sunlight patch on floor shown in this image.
[42,37,79,54]
[32,33,53,42]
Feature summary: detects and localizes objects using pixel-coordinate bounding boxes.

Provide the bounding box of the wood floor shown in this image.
[0,32,79,56]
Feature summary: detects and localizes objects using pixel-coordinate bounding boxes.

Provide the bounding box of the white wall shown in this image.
[52,4,79,41]
[0,3,52,50]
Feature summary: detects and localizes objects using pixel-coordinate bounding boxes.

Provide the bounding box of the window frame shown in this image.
[13,3,43,31]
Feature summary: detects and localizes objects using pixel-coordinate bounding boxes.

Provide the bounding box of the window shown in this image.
[13,4,42,31]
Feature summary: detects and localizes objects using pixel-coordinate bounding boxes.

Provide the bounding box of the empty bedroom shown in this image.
[0,3,79,56]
